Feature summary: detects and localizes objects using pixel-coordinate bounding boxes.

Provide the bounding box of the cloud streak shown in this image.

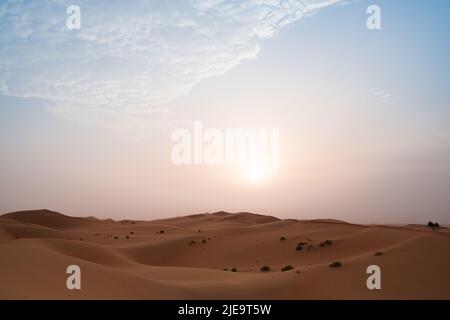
[369,88,393,102]
[0,0,342,127]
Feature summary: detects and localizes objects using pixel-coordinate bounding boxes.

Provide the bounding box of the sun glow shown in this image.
[242,165,269,183]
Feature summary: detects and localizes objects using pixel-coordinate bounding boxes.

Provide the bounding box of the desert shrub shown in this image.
[198,230,201,233]
[280,236,286,241]
[296,242,308,251]
[130,231,134,235]
[375,251,383,256]
[79,238,83,241]
[231,267,237,272]
[188,240,196,245]
[114,236,119,239]
[260,265,271,272]
[281,265,294,272]
[320,240,333,247]
[126,235,130,239]
[222,268,228,271]
[159,230,165,234]
[329,261,342,268]
[202,239,207,244]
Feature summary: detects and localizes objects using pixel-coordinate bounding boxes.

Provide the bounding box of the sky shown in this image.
[1,0,449,223]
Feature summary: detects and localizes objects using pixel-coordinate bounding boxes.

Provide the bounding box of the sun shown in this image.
[242,165,267,183]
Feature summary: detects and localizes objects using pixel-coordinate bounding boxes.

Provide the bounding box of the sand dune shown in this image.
[0,209,449,299]
[1,209,115,231]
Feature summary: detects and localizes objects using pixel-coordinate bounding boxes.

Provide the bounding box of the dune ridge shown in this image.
[0,209,449,299]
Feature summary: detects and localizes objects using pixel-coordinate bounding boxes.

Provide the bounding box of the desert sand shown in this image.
[0,209,449,299]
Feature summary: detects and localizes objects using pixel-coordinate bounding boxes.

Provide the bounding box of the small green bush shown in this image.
[281,265,294,272]
[260,265,271,272]
[320,240,333,247]
[329,261,342,268]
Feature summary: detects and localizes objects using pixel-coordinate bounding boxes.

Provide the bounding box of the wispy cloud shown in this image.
[0,0,342,127]
[369,88,393,102]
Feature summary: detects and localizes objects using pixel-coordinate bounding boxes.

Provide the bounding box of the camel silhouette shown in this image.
[427,221,440,232]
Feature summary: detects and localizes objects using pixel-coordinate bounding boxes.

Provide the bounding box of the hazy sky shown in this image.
[1,0,449,223]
